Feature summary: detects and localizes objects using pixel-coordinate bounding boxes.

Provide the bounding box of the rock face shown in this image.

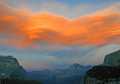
[104,50,120,66]
[0,55,26,79]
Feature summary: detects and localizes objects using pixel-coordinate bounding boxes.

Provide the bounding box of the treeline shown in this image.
[0,79,42,84]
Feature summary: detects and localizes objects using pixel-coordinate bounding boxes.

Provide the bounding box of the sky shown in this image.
[0,0,120,70]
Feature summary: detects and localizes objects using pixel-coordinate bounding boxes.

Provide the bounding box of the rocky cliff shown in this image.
[104,50,120,66]
[0,55,26,79]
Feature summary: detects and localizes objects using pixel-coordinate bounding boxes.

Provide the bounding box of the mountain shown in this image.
[27,63,92,84]
[53,64,92,84]
[84,50,120,84]
[104,50,120,66]
[0,55,26,79]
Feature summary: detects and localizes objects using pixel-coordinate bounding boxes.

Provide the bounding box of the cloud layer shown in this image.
[0,2,120,48]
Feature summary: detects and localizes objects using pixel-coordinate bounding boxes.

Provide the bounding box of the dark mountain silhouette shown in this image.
[85,65,120,84]
[85,50,120,84]
[86,65,120,80]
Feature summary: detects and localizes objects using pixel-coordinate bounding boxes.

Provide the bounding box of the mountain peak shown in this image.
[70,63,84,69]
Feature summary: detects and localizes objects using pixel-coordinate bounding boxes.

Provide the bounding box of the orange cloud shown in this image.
[23,13,120,46]
[0,3,120,47]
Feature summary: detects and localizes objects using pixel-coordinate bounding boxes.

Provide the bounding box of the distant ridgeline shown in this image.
[85,50,120,84]
[0,55,26,79]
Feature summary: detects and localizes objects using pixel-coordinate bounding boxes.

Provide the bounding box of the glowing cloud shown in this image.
[0,3,120,48]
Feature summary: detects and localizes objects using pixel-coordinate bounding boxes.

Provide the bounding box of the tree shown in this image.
[86,65,120,83]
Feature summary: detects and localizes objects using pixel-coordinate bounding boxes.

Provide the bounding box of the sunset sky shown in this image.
[0,0,120,70]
